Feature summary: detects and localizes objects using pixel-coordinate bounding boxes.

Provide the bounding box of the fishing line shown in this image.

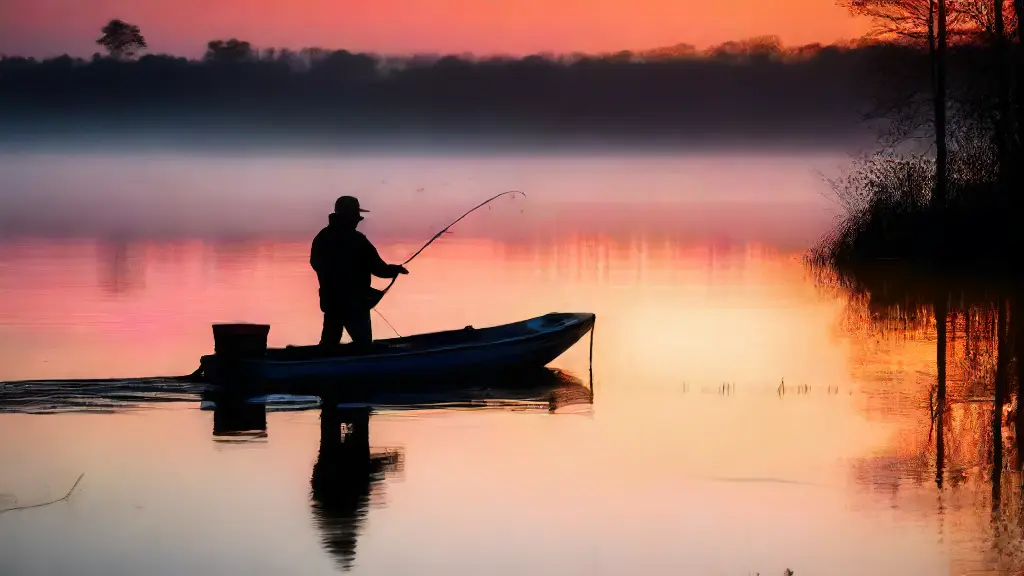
[373,308,402,338]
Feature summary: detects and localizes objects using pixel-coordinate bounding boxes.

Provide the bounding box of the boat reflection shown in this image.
[206,367,593,571]
[343,367,595,412]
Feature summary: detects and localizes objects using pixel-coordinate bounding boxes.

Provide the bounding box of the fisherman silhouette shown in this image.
[310,196,408,348]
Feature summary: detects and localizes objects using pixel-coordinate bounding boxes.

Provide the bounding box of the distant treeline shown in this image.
[0,36,990,141]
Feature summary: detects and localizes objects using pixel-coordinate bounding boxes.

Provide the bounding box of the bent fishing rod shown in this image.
[368,189,525,310]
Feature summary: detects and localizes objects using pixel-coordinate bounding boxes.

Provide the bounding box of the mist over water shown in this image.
[0,146,845,244]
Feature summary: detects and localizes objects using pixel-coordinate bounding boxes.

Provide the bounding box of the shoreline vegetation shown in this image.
[809,1,1024,509]
[0,21,997,144]
[811,0,1023,273]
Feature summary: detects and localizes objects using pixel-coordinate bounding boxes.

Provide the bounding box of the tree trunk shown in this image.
[1011,0,1024,469]
[994,0,1012,174]
[994,390,1004,511]
[994,298,1008,495]
[1013,0,1024,246]
[1015,295,1024,467]
[932,0,948,224]
[928,0,937,86]
[936,295,948,488]
[1016,1,1024,44]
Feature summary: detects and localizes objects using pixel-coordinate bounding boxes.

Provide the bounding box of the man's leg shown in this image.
[319,312,345,346]
[344,307,373,349]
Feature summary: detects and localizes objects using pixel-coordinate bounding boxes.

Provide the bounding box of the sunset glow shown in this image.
[1,0,872,58]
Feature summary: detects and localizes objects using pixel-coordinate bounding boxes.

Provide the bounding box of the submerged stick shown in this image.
[588,319,595,393]
[0,473,85,515]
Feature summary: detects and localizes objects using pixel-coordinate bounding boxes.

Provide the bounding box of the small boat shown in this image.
[199,312,595,390]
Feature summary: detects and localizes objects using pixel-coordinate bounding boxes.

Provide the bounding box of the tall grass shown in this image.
[810,135,1010,279]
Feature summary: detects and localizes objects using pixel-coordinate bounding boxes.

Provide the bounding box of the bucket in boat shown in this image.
[212,324,270,358]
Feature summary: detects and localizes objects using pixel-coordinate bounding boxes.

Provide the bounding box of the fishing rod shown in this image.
[367,189,525,310]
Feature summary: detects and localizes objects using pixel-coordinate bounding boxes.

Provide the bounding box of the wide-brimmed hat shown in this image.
[334,195,369,218]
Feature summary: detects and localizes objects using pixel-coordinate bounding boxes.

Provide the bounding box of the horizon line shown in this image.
[3,33,888,62]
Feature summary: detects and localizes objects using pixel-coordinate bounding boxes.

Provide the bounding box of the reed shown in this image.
[809,135,1011,281]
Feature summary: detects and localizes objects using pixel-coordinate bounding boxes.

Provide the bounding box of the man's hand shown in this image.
[392,264,410,275]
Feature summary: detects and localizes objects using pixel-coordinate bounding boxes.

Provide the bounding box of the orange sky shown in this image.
[1,0,871,58]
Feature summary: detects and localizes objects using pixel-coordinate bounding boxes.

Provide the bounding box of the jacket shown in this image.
[310,215,396,312]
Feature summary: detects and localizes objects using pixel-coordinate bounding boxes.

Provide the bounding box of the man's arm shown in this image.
[363,236,409,279]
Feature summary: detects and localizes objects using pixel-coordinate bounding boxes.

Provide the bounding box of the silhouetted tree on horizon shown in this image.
[0,34,889,140]
[205,39,256,64]
[2,28,1011,146]
[96,19,147,60]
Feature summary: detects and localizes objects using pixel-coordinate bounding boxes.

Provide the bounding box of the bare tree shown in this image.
[935,0,949,214]
[840,0,951,211]
[952,0,1018,36]
[989,0,1014,167]
[844,0,937,41]
[840,1,937,145]
[96,19,147,60]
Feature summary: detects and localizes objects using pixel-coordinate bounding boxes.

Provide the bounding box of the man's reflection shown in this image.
[97,240,146,296]
[310,405,402,571]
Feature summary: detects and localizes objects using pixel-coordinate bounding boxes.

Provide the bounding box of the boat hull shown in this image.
[200,312,595,390]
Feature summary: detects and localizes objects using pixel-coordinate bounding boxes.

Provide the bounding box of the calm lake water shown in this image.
[0,150,1018,576]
